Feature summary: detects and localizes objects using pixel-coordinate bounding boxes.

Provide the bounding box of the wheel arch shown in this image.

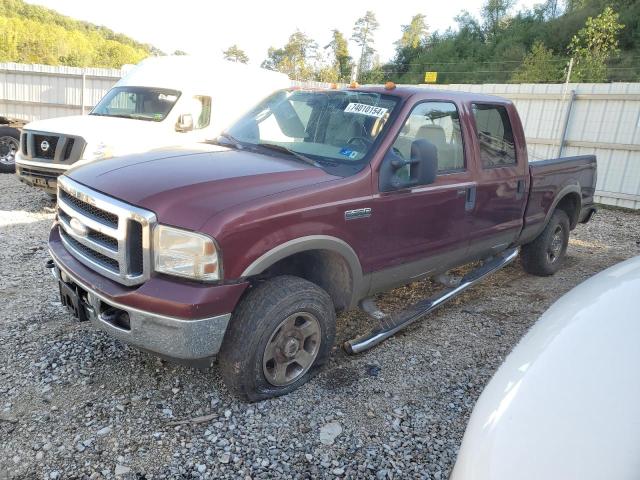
[241,235,366,311]
[550,186,582,230]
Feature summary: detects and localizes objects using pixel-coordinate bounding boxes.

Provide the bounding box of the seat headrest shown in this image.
[416,125,446,145]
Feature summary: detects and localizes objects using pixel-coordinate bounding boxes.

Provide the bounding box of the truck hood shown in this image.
[24,114,165,148]
[67,144,340,231]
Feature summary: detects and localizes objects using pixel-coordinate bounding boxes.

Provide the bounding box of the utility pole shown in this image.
[563,58,574,95]
[557,58,575,157]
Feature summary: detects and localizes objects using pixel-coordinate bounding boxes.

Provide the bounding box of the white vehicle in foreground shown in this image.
[15,56,290,194]
[452,256,640,480]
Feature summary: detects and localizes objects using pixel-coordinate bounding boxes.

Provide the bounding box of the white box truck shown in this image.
[15,56,290,194]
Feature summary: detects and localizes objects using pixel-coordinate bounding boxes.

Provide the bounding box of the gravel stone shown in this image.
[114,464,130,476]
[1,174,638,479]
[320,421,343,445]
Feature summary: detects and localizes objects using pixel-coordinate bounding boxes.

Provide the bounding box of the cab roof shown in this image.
[341,84,513,105]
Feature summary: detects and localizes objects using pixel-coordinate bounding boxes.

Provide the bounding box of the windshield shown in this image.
[91,86,181,122]
[225,89,400,172]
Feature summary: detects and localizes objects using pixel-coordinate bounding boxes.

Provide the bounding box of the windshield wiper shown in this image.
[212,132,244,149]
[90,113,136,120]
[256,143,321,168]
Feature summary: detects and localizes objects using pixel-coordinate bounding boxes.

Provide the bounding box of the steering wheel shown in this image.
[347,136,373,150]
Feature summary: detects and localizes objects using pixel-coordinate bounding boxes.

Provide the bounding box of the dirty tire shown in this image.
[521,209,570,276]
[218,276,336,401]
[0,126,20,173]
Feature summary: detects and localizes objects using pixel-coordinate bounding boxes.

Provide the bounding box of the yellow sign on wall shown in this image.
[424,71,438,83]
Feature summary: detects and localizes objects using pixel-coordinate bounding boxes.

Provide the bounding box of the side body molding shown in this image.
[241,235,367,309]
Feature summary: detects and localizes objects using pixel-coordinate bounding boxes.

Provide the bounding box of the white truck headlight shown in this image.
[153,225,220,281]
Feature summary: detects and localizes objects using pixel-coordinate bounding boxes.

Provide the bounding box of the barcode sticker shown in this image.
[344,103,388,118]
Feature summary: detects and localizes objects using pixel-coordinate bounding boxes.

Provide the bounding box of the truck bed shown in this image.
[520,154,597,244]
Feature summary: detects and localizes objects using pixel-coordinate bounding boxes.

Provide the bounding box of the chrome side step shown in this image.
[344,247,519,354]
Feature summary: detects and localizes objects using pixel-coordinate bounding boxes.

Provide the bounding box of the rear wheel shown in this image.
[521,209,570,276]
[218,276,335,401]
[0,127,20,173]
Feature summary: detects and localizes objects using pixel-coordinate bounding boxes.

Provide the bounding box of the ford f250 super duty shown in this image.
[47,85,597,400]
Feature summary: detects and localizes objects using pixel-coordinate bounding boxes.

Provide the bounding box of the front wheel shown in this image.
[521,209,570,276]
[218,276,335,401]
[0,127,20,173]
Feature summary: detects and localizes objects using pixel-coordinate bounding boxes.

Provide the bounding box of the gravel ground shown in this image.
[1,172,639,480]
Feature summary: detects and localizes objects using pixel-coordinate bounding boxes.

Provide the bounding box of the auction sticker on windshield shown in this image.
[344,103,388,118]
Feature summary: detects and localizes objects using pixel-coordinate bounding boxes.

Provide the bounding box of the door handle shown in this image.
[465,186,477,212]
[515,179,525,200]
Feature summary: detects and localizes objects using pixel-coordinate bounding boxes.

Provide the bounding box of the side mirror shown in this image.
[379,139,438,192]
[176,113,194,132]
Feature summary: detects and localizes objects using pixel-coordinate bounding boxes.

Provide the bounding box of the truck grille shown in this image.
[56,176,156,286]
[34,135,58,159]
[20,130,85,164]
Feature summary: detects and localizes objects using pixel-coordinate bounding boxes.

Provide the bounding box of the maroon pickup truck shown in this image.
[47,85,596,400]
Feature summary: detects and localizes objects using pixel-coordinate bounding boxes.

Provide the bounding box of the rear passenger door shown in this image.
[467,102,528,257]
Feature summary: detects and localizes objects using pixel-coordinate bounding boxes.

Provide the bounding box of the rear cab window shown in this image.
[471,103,516,168]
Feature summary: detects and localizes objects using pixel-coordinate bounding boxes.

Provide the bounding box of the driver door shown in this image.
[366,100,475,293]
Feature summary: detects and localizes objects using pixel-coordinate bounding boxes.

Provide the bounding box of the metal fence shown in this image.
[1,62,639,208]
[0,62,122,121]
[429,83,640,209]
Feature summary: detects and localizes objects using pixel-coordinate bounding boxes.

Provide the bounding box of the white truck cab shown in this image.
[15,56,290,193]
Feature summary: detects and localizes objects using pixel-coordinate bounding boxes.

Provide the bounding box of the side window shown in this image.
[193,96,212,129]
[391,101,465,173]
[471,104,516,167]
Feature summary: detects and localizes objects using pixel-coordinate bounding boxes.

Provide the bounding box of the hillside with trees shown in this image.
[0,0,155,68]
[261,0,639,84]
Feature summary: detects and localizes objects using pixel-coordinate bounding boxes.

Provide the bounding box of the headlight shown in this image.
[153,225,220,281]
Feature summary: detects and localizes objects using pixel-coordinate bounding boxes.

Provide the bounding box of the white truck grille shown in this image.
[56,176,156,286]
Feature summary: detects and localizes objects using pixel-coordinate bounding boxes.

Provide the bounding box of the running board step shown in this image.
[344,247,519,354]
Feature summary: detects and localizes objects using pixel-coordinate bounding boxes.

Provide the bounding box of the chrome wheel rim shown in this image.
[262,312,321,387]
[0,136,19,166]
[547,225,564,263]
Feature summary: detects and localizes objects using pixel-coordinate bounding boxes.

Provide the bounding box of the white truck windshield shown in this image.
[226,89,400,165]
[91,87,181,122]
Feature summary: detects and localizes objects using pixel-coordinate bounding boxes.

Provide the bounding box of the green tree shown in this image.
[569,6,624,82]
[324,29,352,81]
[481,0,516,38]
[351,11,379,81]
[223,44,249,63]
[511,41,564,82]
[261,30,317,80]
[172,50,188,56]
[394,14,429,74]
[397,14,429,49]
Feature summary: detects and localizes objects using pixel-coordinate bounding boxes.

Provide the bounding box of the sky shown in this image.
[26,0,541,65]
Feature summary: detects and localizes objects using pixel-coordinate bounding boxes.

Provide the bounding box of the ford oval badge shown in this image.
[69,217,89,237]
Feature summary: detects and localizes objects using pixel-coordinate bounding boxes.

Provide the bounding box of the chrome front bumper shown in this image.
[49,256,231,361]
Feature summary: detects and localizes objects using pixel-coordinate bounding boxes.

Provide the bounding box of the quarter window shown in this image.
[391,101,465,173]
[472,104,516,167]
